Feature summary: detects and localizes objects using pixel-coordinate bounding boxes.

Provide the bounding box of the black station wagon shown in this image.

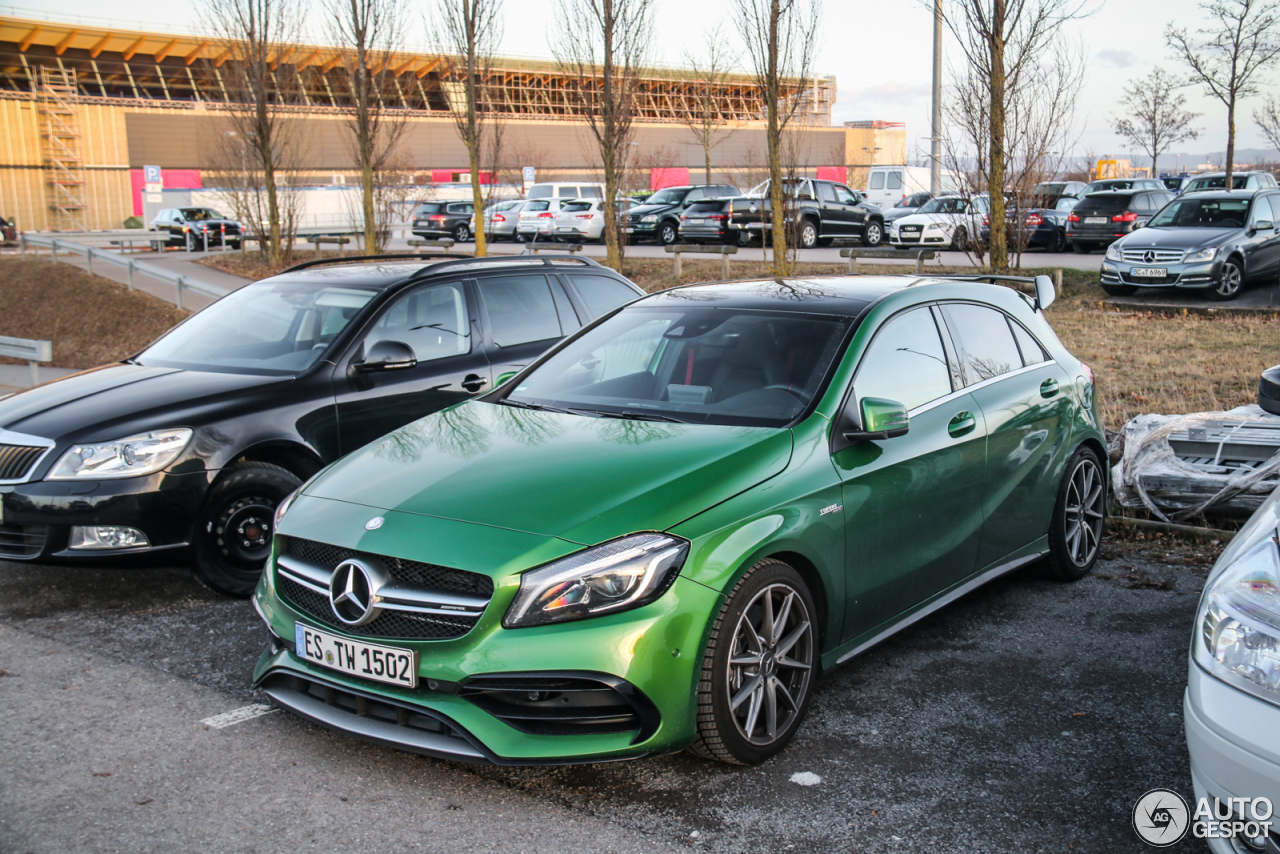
[0,255,642,596]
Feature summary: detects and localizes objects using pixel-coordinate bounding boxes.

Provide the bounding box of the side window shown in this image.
[557,187,579,198]
[567,274,638,318]
[477,274,563,347]
[818,182,837,203]
[366,282,471,362]
[581,186,603,199]
[887,171,904,190]
[869,172,885,190]
[1009,319,1050,365]
[853,307,953,412]
[1251,196,1275,225]
[835,185,858,204]
[940,303,1024,384]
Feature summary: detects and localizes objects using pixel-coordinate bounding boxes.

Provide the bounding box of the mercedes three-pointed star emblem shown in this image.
[1143,250,1156,264]
[328,559,381,626]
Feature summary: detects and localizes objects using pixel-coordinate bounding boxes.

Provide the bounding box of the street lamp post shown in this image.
[930,0,942,196]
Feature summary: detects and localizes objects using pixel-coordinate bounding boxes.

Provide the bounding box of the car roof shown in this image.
[1174,188,1272,200]
[264,255,634,290]
[642,275,994,317]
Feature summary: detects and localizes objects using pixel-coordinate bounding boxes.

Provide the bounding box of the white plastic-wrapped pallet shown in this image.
[1113,404,1280,522]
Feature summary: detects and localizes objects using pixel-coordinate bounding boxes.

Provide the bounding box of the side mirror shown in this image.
[1033,274,1056,311]
[1254,220,1275,233]
[354,340,416,373]
[844,397,910,442]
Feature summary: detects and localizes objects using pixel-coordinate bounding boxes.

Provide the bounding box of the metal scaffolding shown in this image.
[36,66,88,231]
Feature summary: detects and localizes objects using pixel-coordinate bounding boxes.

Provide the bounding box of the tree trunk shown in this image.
[465,4,486,257]
[1225,96,1236,188]
[986,0,1008,272]
[767,0,788,276]
[600,0,623,271]
[705,144,712,185]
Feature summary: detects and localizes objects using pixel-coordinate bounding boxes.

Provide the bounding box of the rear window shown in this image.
[1078,193,1134,212]
[523,200,550,212]
[415,203,444,215]
[686,200,729,214]
[561,201,594,213]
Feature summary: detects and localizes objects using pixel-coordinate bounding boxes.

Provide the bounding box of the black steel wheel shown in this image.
[194,462,301,598]
[659,221,679,245]
[1101,282,1138,296]
[1044,446,1106,581]
[689,559,817,765]
[1207,259,1244,301]
[454,223,471,243]
[862,220,883,247]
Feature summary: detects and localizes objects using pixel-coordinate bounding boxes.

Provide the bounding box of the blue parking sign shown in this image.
[144,165,161,183]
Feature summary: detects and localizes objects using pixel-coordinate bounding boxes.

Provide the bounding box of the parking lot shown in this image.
[1,533,1213,853]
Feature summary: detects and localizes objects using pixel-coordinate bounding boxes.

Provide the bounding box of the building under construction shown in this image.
[0,14,907,231]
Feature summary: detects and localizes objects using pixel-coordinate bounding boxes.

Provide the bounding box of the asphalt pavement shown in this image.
[0,538,1214,853]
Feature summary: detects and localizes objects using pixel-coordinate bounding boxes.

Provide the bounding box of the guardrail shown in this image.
[0,334,52,386]
[840,247,936,274]
[20,234,229,311]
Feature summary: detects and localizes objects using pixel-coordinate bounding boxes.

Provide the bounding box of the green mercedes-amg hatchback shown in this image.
[252,273,1106,766]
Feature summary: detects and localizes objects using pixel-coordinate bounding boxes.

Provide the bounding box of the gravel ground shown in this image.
[0,533,1216,853]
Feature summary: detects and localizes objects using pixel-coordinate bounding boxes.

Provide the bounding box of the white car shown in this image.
[1185,482,1280,853]
[551,198,640,243]
[887,194,990,251]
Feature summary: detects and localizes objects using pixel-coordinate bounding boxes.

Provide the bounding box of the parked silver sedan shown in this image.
[473,199,526,242]
[1185,483,1280,852]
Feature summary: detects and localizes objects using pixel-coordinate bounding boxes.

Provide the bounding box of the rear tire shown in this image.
[798,220,819,249]
[1050,229,1068,253]
[688,559,818,765]
[1101,282,1138,296]
[194,462,301,598]
[453,223,471,243]
[1043,446,1106,582]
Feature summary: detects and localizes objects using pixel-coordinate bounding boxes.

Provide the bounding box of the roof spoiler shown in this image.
[925,273,1056,311]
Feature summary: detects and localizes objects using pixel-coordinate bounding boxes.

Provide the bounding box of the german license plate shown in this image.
[1130,267,1167,278]
[902,227,920,232]
[624,227,635,233]
[688,218,704,225]
[296,623,417,688]
[1085,216,1107,224]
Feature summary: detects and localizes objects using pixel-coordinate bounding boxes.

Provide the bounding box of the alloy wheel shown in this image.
[660,223,677,245]
[1213,262,1242,299]
[1063,457,1104,568]
[799,222,818,249]
[863,222,882,247]
[725,583,814,746]
[455,224,470,243]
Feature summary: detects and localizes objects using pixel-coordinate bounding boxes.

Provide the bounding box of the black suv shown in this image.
[150,207,244,251]
[624,184,740,245]
[1066,189,1175,253]
[412,201,475,242]
[0,255,643,595]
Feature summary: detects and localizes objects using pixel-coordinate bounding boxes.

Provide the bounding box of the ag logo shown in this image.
[1133,788,1190,846]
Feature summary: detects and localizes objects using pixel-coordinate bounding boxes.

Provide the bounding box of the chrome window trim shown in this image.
[907,362,1044,418]
[0,428,56,485]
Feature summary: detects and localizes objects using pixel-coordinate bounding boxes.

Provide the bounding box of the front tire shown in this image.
[1207,259,1244,301]
[689,559,818,765]
[862,220,883,247]
[194,462,302,598]
[951,226,969,251]
[659,221,679,245]
[1043,446,1106,582]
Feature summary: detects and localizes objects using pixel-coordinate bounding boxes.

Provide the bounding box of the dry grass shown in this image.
[0,257,189,368]
[198,250,1278,432]
[197,249,414,281]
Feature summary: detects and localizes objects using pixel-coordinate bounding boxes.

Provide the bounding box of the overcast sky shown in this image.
[18,0,1280,166]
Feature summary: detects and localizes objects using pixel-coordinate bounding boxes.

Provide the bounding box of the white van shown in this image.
[526,182,606,200]
[862,166,964,209]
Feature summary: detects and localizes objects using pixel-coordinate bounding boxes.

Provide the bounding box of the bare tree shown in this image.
[732,0,820,276]
[326,0,413,254]
[1254,94,1280,155]
[430,0,504,257]
[553,0,655,271]
[680,25,737,185]
[205,0,302,266]
[941,0,1088,271]
[1113,67,1201,182]
[1167,0,1280,188]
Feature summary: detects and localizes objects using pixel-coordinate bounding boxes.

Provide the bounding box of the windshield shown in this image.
[645,188,689,205]
[918,197,968,214]
[503,306,852,428]
[180,208,224,221]
[138,280,376,376]
[1147,197,1250,229]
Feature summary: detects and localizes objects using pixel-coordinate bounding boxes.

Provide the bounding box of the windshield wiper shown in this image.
[576,409,689,424]
[499,399,577,415]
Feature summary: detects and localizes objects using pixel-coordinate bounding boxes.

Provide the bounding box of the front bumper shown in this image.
[1100,257,1220,289]
[252,553,722,764]
[1185,663,1280,853]
[0,470,207,565]
[624,221,659,240]
[889,229,949,245]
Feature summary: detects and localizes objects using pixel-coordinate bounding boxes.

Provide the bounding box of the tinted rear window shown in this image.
[687,200,729,213]
[415,203,444,215]
[1078,193,1134,212]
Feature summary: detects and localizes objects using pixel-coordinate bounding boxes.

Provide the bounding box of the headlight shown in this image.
[1185,246,1218,263]
[641,215,658,223]
[1105,243,1123,261]
[47,428,192,480]
[274,487,301,528]
[503,533,689,628]
[1195,536,1280,705]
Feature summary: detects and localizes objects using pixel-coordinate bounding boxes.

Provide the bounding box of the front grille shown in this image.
[459,673,660,740]
[0,444,46,481]
[1121,248,1184,264]
[277,537,493,641]
[0,523,48,558]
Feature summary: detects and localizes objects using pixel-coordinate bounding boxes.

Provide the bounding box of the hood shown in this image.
[1116,227,1238,250]
[894,212,957,227]
[306,401,794,545]
[0,363,291,442]
[628,203,677,217]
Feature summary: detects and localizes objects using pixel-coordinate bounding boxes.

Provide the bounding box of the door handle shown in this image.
[948,411,976,438]
[1040,378,1060,398]
[461,374,488,393]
